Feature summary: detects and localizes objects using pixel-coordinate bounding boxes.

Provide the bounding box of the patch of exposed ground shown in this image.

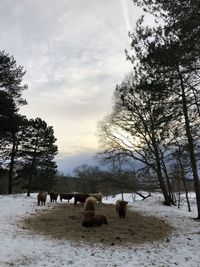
[22,203,174,246]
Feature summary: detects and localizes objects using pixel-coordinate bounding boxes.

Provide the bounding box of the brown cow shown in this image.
[74,193,89,205]
[60,193,74,202]
[48,191,59,203]
[84,196,98,212]
[82,211,108,227]
[116,200,128,218]
[89,193,103,204]
[37,192,47,206]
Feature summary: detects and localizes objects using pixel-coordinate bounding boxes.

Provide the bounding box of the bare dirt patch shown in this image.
[22,203,174,246]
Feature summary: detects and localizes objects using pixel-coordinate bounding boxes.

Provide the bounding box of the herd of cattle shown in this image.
[37,191,128,227]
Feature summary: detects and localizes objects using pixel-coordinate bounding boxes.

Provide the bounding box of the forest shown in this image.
[1,0,200,219]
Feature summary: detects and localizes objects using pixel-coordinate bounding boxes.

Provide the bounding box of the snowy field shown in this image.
[0,192,200,267]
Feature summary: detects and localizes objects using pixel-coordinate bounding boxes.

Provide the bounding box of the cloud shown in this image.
[56,150,98,175]
[0,0,142,172]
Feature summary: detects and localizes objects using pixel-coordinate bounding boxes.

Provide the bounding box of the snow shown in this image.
[0,192,200,267]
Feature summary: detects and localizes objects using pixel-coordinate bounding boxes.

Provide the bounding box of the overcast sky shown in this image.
[0,0,143,174]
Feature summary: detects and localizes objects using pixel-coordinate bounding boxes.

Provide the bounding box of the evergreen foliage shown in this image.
[0,51,58,194]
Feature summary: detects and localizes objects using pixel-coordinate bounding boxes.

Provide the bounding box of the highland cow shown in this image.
[116,200,128,218]
[37,192,47,206]
[84,196,98,212]
[48,191,59,203]
[89,193,103,203]
[60,193,74,202]
[74,193,89,205]
[81,211,108,227]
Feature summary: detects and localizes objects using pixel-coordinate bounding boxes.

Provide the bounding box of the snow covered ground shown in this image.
[0,192,200,267]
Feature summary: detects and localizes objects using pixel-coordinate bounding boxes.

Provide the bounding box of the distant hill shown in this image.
[56,151,99,175]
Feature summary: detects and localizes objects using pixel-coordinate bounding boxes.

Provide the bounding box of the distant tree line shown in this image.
[97,0,200,218]
[55,164,193,204]
[0,51,58,195]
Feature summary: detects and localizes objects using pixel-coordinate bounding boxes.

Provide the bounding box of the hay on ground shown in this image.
[22,203,174,246]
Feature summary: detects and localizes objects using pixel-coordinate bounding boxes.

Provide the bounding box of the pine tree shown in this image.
[0,51,27,194]
[20,118,58,196]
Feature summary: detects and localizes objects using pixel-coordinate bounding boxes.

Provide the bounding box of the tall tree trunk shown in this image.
[8,134,16,194]
[152,137,174,205]
[162,159,176,204]
[155,158,173,205]
[8,151,14,194]
[177,175,181,209]
[177,149,191,212]
[178,68,200,218]
[27,133,39,197]
[182,178,191,212]
[27,149,37,197]
[27,174,32,197]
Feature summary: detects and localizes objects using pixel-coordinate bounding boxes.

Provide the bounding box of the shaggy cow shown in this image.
[116,200,128,218]
[89,193,103,204]
[84,196,98,212]
[81,211,108,227]
[60,193,74,202]
[37,192,47,206]
[74,193,89,205]
[48,191,59,203]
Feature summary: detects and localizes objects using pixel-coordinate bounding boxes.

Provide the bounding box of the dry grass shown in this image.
[22,203,174,246]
